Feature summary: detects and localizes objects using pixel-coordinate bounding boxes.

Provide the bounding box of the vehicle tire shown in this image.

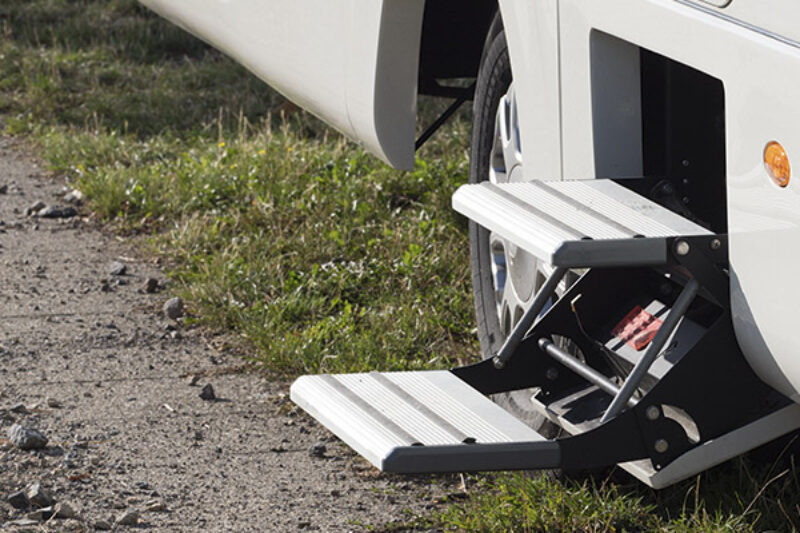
[468,16,560,437]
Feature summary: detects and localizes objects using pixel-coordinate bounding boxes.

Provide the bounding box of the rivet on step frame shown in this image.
[545,367,559,381]
[674,240,690,256]
[654,439,670,454]
[645,406,661,421]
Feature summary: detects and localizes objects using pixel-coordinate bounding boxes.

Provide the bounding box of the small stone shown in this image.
[199,384,216,401]
[0,184,7,194]
[63,189,83,204]
[7,518,40,527]
[163,297,184,319]
[93,519,112,530]
[26,201,46,216]
[27,506,54,521]
[8,402,27,413]
[186,374,200,386]
[115,509,140,526]
[7,490,29,509]
[308,444,327,458]
[25,483,54,508]
[144,500,166,513]
[62,519,82,531]
[54,502,77,519]
[109,261,127,276]
[8,424,48,450]
[143,278,159,293]
[36,205,77,218]
[46,397,62,408]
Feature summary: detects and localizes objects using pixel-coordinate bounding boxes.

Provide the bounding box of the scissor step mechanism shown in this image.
[290,371,559,473]
[292,179,800,488]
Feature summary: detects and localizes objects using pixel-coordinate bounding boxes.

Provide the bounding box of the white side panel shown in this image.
[717,0,800,45]
[138,0,423,170]
[558,0,800,402]
[498,0,562,181]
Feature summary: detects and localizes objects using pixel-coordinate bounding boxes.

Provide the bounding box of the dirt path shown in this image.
[0,137,457,531]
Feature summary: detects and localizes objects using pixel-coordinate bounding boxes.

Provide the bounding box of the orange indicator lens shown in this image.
[764,141,791,188]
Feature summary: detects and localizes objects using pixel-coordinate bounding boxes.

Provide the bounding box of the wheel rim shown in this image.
[487,85,549,337]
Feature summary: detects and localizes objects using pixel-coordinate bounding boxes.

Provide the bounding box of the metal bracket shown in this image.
[415,82,475,151]
[451,242,794,471]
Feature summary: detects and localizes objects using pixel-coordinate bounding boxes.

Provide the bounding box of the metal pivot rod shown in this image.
[601,277,700,422]
[538,339,637,408]
[493,266,568,369]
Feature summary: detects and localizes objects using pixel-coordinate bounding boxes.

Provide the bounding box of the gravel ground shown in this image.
[0,137,461,531]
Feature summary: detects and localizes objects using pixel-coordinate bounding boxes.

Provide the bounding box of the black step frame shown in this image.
[452,234,793,471]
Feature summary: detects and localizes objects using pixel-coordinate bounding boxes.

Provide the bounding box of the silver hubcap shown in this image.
[488,86,550,337]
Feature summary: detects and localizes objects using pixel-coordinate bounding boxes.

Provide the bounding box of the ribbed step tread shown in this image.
[453,180,712,267]
[291,370,558,473]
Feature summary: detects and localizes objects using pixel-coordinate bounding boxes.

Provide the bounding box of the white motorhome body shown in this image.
[140,0,800,488]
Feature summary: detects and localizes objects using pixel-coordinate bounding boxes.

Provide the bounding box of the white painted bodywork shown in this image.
[548,0,800,405]
[138,0,424,170]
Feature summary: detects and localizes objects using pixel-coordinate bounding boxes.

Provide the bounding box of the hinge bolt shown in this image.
[675,240,690,256]
[645,406,660,421]
[654,439,669,454]
[710,238,721,251]
[492,356,505,370]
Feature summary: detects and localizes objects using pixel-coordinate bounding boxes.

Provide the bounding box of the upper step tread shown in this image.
[291,370,552,472]
[453,179,712,267]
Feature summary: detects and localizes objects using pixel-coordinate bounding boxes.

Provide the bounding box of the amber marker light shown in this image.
[764,141,791,188]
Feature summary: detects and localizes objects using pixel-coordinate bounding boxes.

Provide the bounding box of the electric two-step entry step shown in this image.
[289,179,786,479]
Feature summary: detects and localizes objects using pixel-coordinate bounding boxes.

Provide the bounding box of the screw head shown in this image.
[710,238,722,251]
[646,406,661,421]
[654,439,669,454]
[545,367,559,381]
[675,240,691,256]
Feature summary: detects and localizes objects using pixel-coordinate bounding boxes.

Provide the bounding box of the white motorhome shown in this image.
[139,0,800,488]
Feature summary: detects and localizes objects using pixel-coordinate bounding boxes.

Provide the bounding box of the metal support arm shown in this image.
[493,267,568,369]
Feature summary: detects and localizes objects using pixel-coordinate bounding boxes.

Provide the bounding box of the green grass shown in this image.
[3,1,800,530]
[435,461,799,532]
[1,0,476,375]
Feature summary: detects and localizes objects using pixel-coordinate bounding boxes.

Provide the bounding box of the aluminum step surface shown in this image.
[452,179,712,267]
[290,370,559,473]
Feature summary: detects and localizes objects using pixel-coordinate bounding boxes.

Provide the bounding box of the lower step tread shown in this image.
[291,370,558,473]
